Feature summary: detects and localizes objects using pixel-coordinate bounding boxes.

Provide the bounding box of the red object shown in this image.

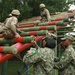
[39,26,46,30]
[29,31,37,35]
[48,21,56,25]
[0,25,69,38]
[0,30,55,38]
[24,30,55,35]
[0,46,4,52]
[54,18,63,21]
[0,34,3,38]
[0,36,44,64]
[14,37,25,43]
[18,24,34,28]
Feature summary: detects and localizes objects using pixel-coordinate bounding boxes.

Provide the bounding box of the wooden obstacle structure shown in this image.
[0,11,75,75]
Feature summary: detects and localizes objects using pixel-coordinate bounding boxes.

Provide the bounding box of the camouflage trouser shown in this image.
[59,72,75,75]
[0,25,6,33]
[2,28,15,39]
[40,16,48,22]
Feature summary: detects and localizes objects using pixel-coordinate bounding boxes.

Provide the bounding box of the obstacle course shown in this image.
[0,11,75,75]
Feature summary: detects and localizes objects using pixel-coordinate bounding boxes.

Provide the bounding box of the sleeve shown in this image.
[45,9,51,21]
[10,18,18,34]
[23,48,43,65]
[55,50,73,69]
[11,18,18,26]
[71,59,75,67]
[70,48,75,67]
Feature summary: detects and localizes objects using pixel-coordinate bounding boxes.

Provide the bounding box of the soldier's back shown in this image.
[36,47,54,75]
[5,16,18,28]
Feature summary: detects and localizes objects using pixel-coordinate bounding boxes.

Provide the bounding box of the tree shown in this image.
[45,0,68,12]
[0,0,70,22]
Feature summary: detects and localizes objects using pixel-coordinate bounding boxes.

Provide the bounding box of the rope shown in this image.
[14,53,23,61]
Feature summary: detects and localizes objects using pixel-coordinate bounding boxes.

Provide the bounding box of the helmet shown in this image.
[8,14,12,17]
[39,3,45,8]
[11,9,20,15]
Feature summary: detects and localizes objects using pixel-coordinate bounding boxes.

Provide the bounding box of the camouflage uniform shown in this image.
[23,47,54,75]
[5,16,19,35]
[55,45,75,75]
[34,4,51,26]
[40,8,51,22]
[0,23,5,33]
[0,14,12,33]
[4,14,12,25]
[2,10,21,39]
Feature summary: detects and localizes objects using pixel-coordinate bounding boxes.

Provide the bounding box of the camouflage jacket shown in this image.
[55,45,75,75]
[23,47,54,75]
[40,8,51,22]
[5,16,19,35]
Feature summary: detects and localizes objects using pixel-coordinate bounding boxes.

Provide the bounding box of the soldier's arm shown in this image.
[23,48,42,65]
[45,9,51,21]
[55,50,73,69]
[10,20,19,35]
[71,50,75,67]
[11,24,17,34]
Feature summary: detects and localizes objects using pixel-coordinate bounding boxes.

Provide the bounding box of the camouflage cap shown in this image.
[39,3,45,8]
[11,9,20,15]
[61,34,74,41]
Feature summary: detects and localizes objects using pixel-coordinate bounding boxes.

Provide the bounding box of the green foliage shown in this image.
[0,0,73,22]
[46,0,68,13]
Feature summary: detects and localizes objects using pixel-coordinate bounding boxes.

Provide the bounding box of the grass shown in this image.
[0,59,58,75]
[7,60,23,75]
[0,60,23,75]
[0,59,34,75]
